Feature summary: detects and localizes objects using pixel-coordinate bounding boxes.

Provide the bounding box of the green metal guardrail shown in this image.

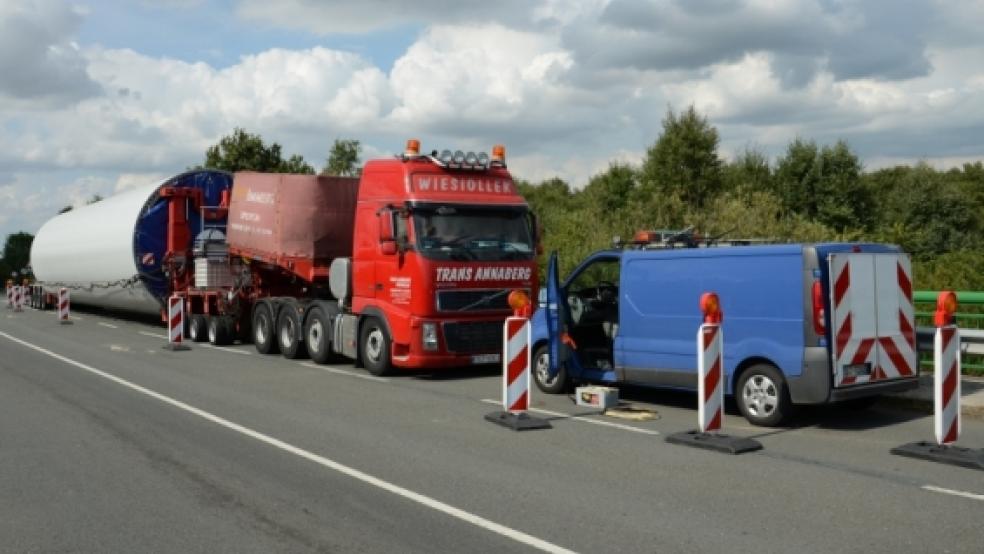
[914,290,984,373]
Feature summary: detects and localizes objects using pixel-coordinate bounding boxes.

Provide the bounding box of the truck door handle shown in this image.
[375,283,384,291]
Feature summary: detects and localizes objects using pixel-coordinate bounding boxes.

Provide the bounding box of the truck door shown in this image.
[829,252,916,387]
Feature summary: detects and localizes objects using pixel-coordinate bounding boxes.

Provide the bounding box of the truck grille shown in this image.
[443,321,503,353]
[436,289,519,312]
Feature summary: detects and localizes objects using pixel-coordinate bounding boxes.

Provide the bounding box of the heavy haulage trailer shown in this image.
[30,140,540,375]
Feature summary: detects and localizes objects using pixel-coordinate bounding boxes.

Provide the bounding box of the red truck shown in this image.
[172,140,539,374]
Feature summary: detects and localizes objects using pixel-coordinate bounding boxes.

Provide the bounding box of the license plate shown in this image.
[471,353,500,365]
[843,363,872,377]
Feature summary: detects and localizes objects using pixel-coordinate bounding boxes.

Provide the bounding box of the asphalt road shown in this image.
[2,306,983,553]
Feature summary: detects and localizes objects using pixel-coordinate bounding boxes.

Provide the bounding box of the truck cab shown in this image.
[531,233,919,426]
[335,142,539,374]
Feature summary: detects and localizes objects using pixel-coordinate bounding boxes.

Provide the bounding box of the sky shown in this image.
[2,0,984,239]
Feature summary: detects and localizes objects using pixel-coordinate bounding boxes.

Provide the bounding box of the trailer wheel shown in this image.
[360,318,393,376]
[532,343,569,394]
[736,363,792,427]
[188,315,208,343]
[253,303,279,354]
[208,316,233,346]
[277,305,307,359]
[304,307,333,364]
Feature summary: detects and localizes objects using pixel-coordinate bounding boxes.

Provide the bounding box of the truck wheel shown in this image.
[736,364,792,427]
[253,303,279,354]
[277,305,306,359]
[208,316,233,346]
[304,308,333,364]
[188,315,208,343]
[360,318,393,376]
[533,344,569,394]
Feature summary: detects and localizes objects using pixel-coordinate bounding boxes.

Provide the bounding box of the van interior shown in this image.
[564,257,620,369]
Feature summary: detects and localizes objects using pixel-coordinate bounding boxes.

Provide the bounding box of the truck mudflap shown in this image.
[829,252,917,387]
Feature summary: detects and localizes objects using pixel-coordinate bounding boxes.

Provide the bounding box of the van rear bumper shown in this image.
[788,346,919,404]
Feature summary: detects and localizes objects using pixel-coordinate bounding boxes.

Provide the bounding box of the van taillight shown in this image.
[811,280,826,335]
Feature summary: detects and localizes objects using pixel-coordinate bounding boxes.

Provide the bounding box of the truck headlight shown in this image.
[422,322,439,351]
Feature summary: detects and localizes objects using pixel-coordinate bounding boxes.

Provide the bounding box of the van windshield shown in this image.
[412,205,534,262]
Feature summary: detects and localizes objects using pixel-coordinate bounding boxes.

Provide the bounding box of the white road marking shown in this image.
[481,399,660,436]
[98,322,119,329]
[922,485,984,502]
[0,330,575,554]
[109,345,131,352]
[299,362,389,382]
[139,330,252,355]
[139,331,167,339]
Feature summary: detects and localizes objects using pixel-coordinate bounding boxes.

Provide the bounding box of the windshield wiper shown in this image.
[457,288,510,311]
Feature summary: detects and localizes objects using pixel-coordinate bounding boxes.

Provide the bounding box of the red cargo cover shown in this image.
[227,173,359,263]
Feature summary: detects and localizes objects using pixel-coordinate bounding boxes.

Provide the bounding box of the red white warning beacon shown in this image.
[57,287,72,324]
[164,295,190,351]
[698,292,724,433]
[933,291,960,446]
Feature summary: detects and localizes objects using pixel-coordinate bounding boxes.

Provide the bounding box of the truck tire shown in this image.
[532,343,569,394]
[277,304,306,359]
[188,315,208,342]
[253,303,279,354]
[208,316,233,346]
[360,318,393,376]
[304,307,333,364]
[736,363,792,427]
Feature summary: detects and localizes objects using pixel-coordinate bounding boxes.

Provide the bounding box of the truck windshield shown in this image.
[412,205,534,261]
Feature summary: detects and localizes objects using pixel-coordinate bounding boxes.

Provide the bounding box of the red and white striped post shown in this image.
[503,316,531,412]
[697,292,724,433]
[485,290,550,431]
[57,287,72,324]
[164,295,190,350]
[13,285,23,312]
[934,291,961,446]
[5,281,12,309]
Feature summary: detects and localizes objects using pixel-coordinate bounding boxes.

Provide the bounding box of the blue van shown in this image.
[533,239,920,426]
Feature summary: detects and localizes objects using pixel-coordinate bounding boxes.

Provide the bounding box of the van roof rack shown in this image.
[614,227,775,250]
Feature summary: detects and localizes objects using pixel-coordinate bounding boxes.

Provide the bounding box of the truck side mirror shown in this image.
[379,210,397,255]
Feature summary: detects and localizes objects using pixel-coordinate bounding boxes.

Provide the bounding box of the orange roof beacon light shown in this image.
[700,291,723,325]
[632,230,656,245]
[934,290,958,328]
[491,144,506,166]
[508,289,532,318]
[405,138,421,158]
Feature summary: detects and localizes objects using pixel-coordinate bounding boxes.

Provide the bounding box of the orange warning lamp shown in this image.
[508,289,531,317]
[491,144,506,164]
[405,138,421,157]
[934,290,958,328]
[700,292,722,324]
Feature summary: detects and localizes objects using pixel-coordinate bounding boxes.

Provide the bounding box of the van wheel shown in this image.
[736,364,792,427]
[360,318,393,376]
[305,307,333,364]
[253,303,279,354]
[533,344,568,394]
[277,304,306,359]
[188,315,208,343]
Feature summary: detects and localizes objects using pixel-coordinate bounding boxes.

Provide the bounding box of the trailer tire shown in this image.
[304,307,333,364]
[208,316,233,346]
[736,363,792,427]
[277,304,307,359]
[253,303,279,354]
[532,343,569,394]
[360,318,393,376]
[188,315,208,342]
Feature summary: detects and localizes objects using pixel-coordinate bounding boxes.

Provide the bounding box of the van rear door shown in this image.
[828,252,916,387]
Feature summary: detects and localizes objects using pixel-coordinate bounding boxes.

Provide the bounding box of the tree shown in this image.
[641,105,723,209]
[321,139,362,177]
[2,232,34,279]
[202,128,314,174]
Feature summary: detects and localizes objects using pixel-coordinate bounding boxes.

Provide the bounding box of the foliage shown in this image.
[1,232,34,279]
[640,105,723,209]
[202,128,314,174]
[321,139,362,177]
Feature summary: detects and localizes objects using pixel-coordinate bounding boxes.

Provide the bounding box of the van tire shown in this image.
[736,364,792,427]
[532,344,569,394]
[360,318,393,376]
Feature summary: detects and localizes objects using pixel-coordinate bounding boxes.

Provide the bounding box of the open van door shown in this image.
[545,251,569,378]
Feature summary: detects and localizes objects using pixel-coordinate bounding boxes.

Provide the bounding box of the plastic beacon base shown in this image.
[162,343,191,352]
[666,430,763,455]
[890,441,984,471]
[484,411,552,431]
